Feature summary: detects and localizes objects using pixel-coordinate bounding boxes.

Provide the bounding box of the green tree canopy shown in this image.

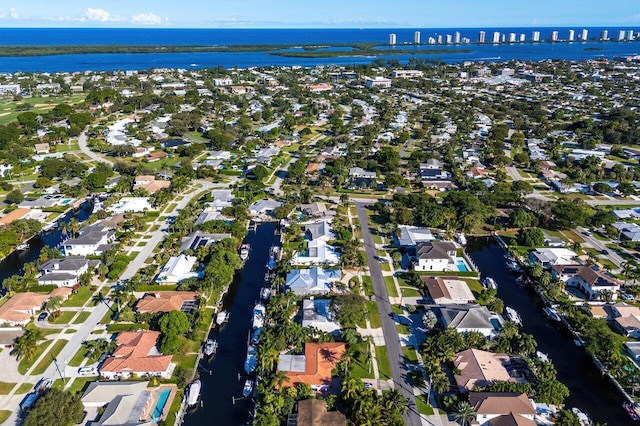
[24,389,83,426]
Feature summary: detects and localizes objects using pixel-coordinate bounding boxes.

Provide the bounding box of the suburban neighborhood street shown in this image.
[355,202,423,426]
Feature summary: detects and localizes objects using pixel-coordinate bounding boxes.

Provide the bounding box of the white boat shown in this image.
[543,306,561,322]
[536,351,551,363]
[571,407,593,426]
[456,232,467,246]
[260,287,271,300]
[240,244,250,261]
[252,302,265,329]
[506,260,521,272]
[244,344,257,373]
[92,201,104,214]
[16,243,29,251]
[204,339,218,357]
[42,221,58,232]
[506,307,522,326]
[251,328,262,345]
[242,379,254,398]
[482,277,498,290]
[187,380,201,407]
[216,311,229,326]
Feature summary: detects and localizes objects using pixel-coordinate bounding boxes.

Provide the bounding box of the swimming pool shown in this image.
[152,388,171,421]
[60,199,72,205]
[456,258,470,272]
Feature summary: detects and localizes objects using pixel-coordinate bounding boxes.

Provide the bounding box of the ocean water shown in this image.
[0,27,638,72]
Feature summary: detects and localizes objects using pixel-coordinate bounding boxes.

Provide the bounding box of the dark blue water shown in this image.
[468,238,632,426]
[184,223,279,426]
[0,27,638,72]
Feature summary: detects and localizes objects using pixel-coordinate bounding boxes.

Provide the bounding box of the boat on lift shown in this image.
[252,302,266,330]
[505,307,522,326]
[482,276,498,290]
[242,379,254,398]
[187,380,201,407]
[244,344,257,374]
[240,244,250,261]
[456,232,467,246]
[260,287,272,300]
[571,407,593,426]
[16,243,29,251]
[203,339,218,358]
[216,310,229,326]
[543,306,561,322]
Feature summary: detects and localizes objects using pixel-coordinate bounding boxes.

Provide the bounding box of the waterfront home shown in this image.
[414,241,457,272]
[611,302,640,337]
[37,256,95,287]
[529,248,577,269]
[248,199,283,217]
[421,276,476,305]
[435,305,503,338]
[453,349,522,391]
[100,331,174,380]
[624,341,640,362]
[179,231,232,253]
[135,291,201,315]
[285,267,341,296]
[81,380,163,425]
[277,342,346,389]
[304,220,336,242]
[551,264,620,300]
[395,225,434,249]
[107,197,154,214]
[156,254,202,284]
[132,175,170,194]
[300,299,340,334]
[292,399,346,426]
[468,392,537,426]
[62,225,115,256]
[0,292,48,326]
[209,189,234,210]
[348,167,377,179]
[0,207,45,226]
[292,240,340,266]
[300,202,334,219]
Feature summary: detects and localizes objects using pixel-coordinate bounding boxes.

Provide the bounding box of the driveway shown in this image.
[355,202,422,426]
[78,131,114,167]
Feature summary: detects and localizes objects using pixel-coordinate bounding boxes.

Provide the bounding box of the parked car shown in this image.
[37,312,48,321]
[621,293,635,301]
[78,367,98,376]
[601,249,609,255]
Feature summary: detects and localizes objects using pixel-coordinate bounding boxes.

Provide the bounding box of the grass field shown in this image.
[18,340,52,375]
[63,287,94,308]
[0,95,85,126]
[50,311,76,325]
[14,383,33,395]
[348,342,375,379]
[384,276,398,297]
[367,301,381,328]
[375,345,392,380]
[31,339,68,375]
[0,410,11,425]
[72,311,91,324]
[0,382,15,395]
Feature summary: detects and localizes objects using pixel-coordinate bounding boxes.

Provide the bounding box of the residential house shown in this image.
[421,276,475,304]
[248,199,283,217]
[551,264,620,300]
[135,292,201,314]
[420,163,457,191]
[156,254,202,284]
[293,240,340,266]
[610,302,640,337]
[179,231,232,252]
[0,208,45,226]
[414,241,458,272]
[286,267,341,296]
[348,167,377,179]
[133,175,170,194]
[469,392,536,426]
[277,342,346,388]
[108,197,154,214]
[396,225,434,249]
[37,256,93,287]
[62,225,115,256]
[304,220,336,242]
[625,341,640,362]
[0,328,25,349]
[453,349,518,391]
[301,298,340,334]
[81,381,156,426]
[300,202,334,218]
[0,292,48,326]
[100,331,174,380]
[435,305,503,338]
[291,399,346,426]
[364,76,391,88]
[34,143,50,154]
[529,248,577,269]
[612,222,640,242]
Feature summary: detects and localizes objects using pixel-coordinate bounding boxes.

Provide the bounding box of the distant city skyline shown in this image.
[0,1,639,28]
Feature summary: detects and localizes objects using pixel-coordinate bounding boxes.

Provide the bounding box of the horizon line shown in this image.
[0,25,638,30]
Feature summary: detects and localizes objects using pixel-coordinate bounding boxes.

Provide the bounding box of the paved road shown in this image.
[270,157,296,197]
[584,198,640,206]
[355,202,422,426]
[78,131,114,167]
[576,226,625,268]
[505,166,524,181]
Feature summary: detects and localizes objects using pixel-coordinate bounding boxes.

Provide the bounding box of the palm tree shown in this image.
[340,328,362,345]
[451,401,476,426]
[381,389,409,414]
[341,376,364,401]
[44,296,63,319]
[431,371,450,394]
[12,328,42,361]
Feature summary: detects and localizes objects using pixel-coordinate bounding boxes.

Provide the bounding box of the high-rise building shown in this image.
[446,34,452,44]
[568,29,575,41]
[520,34,526,42]
[437,35,443,44]
[532,31,540,42]
[601,30,608,40]
[619,30,626,41]
[551,31,559,42]
[509,33,516,43]
[414,31,421,44]
[581,29,588,41]
[501,34,506,43]
[454,31,461,44]
[628,30,635,41]
[389,33,397,45]
[479,31,486,43]
[428,37,436,45]
[492,31,500,43]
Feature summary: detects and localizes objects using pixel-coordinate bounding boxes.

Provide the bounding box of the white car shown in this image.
[77,367,98,376]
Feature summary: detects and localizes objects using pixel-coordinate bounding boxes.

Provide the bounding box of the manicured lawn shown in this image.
[49,311,76,325]
[396,323,410,335]
[348,342,375,379]
[375,345,392,380]
[463,279,484,296]
[0,382,15,395]
[64,286,95,308]
[415,394,435,415]
[362,276,373,297]
[173,353,198,370]
[72,311,91,325]
[32,339,68,375]
[106,323,149,332]
[100,310,113,324]
[68,346,89,367]
[401,287,422,297]
[52,376,95,395]
[15,383,33,395]
[402,345,418,364]
[0,410,11,425]
[380,262,391,272]
[373,234,383,244]
[18,340,52,374]
[367,301,381,328]
[384,276,399,298]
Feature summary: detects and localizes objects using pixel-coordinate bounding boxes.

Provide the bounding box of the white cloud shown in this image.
[130,12,164,25]
[9,7,18,20]
[83,8,114,22]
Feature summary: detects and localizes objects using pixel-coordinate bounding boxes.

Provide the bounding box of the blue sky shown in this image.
[0,1,638,28]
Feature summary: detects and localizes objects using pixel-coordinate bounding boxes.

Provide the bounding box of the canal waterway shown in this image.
[0,201,93,291]
[467,237,632,426]
[184,223,279,426]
